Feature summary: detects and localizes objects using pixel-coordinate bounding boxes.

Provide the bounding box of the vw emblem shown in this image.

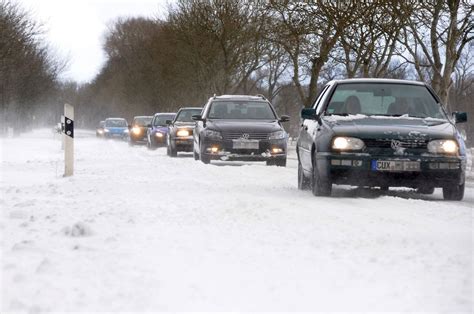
[391,140,402,150]
[240,133,250,140]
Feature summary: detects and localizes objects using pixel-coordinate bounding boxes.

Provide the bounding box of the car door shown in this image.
[298,84,332,171]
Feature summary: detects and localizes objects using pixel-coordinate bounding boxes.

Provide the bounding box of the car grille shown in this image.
[223,132,270,140]
[364,139,428,149]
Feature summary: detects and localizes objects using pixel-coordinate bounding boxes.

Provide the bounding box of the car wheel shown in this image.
[193,148,199,160]
[417,186,434,194]
[442,183,464,201]
[311,157,331,196]
[199,144,210,164]
[168,142,177,157]
[298,160,310,190]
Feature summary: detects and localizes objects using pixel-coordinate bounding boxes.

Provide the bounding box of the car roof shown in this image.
[133,116,153,119]
[153,112,176,116]
[212,94,268,101]
[329,78,427,86]
[105,117,126,120]
[177,107,202,111]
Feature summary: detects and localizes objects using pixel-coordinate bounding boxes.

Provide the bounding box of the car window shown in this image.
[207,101,276,120]
[154,114,175,126]
[325,83,446,119]
[105,119,127,127]
[175,109,202,122]
[133,117,152,126]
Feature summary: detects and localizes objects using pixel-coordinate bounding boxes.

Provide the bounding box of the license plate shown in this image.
[233,140,259,149]
[371,160,420,171]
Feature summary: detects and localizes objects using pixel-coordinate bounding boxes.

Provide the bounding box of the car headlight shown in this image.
[427,139,458,154]
[203,129,222,140]
[332,136,365,150]
[155,132,164,138]
[269,130,287,140]
[177,129,190,137]
[104,128,110,133]
[132,127,141,135]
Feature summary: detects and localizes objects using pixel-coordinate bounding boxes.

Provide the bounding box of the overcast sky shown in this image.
[18,0,170,83]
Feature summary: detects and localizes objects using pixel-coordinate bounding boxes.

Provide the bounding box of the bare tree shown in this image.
[398,0,473,107]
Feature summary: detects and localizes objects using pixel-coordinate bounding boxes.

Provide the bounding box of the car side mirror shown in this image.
[279,115,290,122]
[192,114,204,121]
[166,120,172,125]
[301,108,317,120]
[453,111,467,123]
[147,123,152,128]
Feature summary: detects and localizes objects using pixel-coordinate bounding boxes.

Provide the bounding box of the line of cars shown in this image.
[96,94,291,166]
[96,78,468,200]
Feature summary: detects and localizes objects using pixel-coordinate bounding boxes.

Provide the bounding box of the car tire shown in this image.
[193,148,199,160]
[275,158,286,167]
[298,160,311,190]
[442,183,464,201]
[417,186,435,194]
[168,143,177,157]
[311,157,331,196]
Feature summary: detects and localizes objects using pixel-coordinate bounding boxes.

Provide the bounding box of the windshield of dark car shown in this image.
[325,83,446,119]
[105,119,127,127]
[133,117,152,126]
[175,109,202,122]
[208,101,276,120]
[154,114,175,126]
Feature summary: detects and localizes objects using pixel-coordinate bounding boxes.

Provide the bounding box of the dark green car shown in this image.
[297,79,468,200]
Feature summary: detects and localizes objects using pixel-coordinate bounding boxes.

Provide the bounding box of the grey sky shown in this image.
[18,0,170,83]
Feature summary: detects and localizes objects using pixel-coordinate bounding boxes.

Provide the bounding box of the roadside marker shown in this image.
[63,103,74,177]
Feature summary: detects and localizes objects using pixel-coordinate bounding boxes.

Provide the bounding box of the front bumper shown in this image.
[201,138,287,161]
[317,152,466,188]
[172,136,194,152]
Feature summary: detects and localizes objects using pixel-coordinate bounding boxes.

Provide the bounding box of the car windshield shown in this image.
[99,121,105,127]
[208,101,276,120]
[175,109,202,122]
[325,83,446,119]
[133,117,152,126]
[154,114,175,126]
[105,119,127,127]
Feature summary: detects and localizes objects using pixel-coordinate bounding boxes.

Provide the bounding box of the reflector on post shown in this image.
[64,103,74,177]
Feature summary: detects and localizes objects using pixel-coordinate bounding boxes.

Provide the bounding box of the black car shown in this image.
[297,78,468,200]
[146,113,176,150]
[129,116,153,145]
[167,107,202,157]
[192,95,289,166]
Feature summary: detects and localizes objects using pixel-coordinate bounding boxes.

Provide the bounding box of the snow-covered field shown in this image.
[1,129,472,312]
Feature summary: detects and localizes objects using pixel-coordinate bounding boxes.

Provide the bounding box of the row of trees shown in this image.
[2,0,472,142]
[0,0,63,134]
[74,0,472,139]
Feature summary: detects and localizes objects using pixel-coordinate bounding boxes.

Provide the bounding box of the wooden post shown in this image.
[64,104,74,177]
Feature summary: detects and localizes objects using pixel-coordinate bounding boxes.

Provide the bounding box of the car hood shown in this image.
[323,115,456,140]
[106,127,127,132]
[174,122,195,128]
[206,119,282,133]
[153,126,169,132]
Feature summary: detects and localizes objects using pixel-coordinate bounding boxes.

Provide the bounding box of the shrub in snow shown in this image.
[62,222,92,237]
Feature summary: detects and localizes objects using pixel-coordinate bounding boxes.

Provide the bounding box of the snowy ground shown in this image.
[1,129,473,312]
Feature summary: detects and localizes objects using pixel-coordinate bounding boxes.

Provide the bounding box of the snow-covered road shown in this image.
[1,129,472,312]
